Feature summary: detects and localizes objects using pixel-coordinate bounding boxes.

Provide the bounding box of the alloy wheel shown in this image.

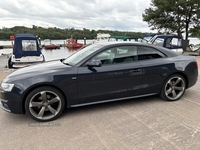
[164,76,185,100]
[27,88,64,121]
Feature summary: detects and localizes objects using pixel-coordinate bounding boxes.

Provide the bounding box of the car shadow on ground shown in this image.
[60,95,164,119]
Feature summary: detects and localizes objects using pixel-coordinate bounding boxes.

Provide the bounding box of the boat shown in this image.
[8,34,45,68]
[141,34,184,54]
[108,36,137,41]
[138,33,157,43]
[42,39,60,50]
[43,44,60,49]
[92,34,137,44]
[184,44,200,55]
[92,33,111,43]
[188,44,200,51]
[66,38,84,48]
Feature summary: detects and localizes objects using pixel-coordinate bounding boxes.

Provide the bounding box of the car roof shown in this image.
[96,41,140,46]
[94,41,163,47]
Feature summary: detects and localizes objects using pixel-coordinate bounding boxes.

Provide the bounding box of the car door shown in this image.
[77,45,143,104]
[137,46,171,94]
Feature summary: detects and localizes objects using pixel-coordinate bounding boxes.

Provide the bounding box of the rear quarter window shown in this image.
[137,46,166,60]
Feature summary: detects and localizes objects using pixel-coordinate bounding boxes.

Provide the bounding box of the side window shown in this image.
[93,49,114,64]
[91,46,138,65]
[114,46,138,63]
[137,46,165,60]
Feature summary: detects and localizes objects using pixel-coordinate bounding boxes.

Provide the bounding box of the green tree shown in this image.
[142,0,200,40]
[0,26,147,40]
[190,27,200,39]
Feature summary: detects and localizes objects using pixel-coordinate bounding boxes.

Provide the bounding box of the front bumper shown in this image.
[0,90,24,114]
[0,99,11,112]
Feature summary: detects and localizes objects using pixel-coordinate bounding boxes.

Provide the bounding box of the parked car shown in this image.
[0,42,198,122]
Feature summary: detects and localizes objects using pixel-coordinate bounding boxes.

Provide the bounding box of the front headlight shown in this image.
[1,83,14,92]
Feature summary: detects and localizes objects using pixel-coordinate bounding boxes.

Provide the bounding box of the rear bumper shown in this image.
[187,73,198,88]
[187,64,198,89]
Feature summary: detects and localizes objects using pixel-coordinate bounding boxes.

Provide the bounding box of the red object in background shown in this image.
[10,35,15,40]
[66,38,83,48]
[43,44,60,50]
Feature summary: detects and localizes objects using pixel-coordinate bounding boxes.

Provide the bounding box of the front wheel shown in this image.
[25,86,65,122]
[160,74,186,101]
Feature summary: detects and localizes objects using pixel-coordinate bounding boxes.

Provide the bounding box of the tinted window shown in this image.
[137,46,165,60]
[92,46,138,65]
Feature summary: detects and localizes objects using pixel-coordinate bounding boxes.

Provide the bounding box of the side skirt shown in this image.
[69,93,158,108]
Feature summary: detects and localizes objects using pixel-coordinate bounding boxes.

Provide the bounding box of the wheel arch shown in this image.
[22,83,67,114]
[160,72,188,94]
[159,72,188,101]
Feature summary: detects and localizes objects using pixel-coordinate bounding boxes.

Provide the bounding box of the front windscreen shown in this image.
[63,44,104,65]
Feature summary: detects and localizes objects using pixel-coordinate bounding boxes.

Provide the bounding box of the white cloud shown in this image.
[0,0,152,32]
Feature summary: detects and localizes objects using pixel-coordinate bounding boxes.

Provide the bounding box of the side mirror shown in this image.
[87,60,102,67]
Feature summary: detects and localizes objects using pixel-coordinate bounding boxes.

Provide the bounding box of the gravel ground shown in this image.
[0,55,10,71]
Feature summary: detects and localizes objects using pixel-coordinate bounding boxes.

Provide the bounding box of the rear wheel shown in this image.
[160,74,186,101]
[25,86,65,122]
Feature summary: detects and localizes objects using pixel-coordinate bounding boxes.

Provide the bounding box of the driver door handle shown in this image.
[130,69,141,73]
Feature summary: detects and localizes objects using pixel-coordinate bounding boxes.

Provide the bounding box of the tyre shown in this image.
[160,74,186,101]
[25,86,65,122]
[8,56,13,68]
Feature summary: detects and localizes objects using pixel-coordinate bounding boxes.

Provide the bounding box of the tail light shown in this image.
[195,61,198,67]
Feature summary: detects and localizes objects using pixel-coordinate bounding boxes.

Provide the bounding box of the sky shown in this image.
[0,0,153,32]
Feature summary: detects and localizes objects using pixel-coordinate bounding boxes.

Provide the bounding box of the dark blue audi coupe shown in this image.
[0,42,198,121]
